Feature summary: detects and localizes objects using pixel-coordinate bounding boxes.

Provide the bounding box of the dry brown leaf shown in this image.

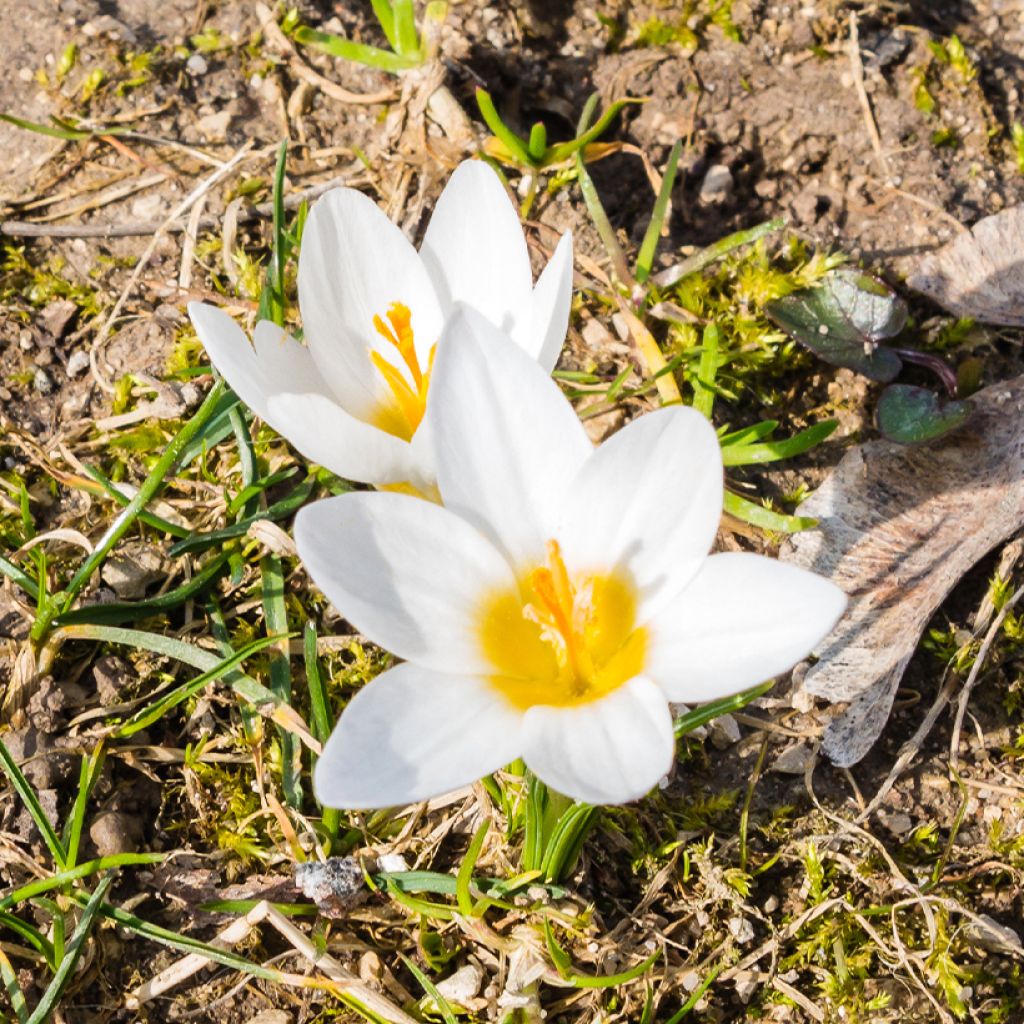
[781,373,1024,766]
[907,206,1024,325]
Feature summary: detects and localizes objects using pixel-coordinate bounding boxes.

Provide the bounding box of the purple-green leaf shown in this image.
[875,384,973,444]
[765,269,907,382]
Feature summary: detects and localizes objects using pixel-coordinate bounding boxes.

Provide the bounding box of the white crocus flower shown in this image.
[295,310,847,808]
[187,161,572,495]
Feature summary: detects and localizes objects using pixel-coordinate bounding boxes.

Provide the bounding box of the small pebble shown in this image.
[699,164,734,204]
[33,368,53,394]
[66,350,90,378]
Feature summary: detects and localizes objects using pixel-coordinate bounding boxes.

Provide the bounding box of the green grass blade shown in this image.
[26,875,112,1024]
[54,551,231,626]
[654,217,786,287]
[167,478,314,556]
[0,948,29,1024]
[521,773,546,873]
[113,633,284,738]
[456,820,489,917]
[546,97,637,165]
[262,554,301,807]
[723,491,818,533]
[0,554,39,602]
[62,746,105,868]
[674,681,773,738]
[369,0,398,49]
[58,379,227,618]
[721,420,838,466]
[173,388,240,471]
[51,623,284,710]
[543,920,661,988]
[81,464,191,538]
[399,953,458,1024]
[293,26,418,74]
[692,323,720,419]
[0,853,162,912]
[0,740,67,870]
[67,895,286,982]
[0,912,55,968]
[540,804,598,883]
[0,113,90,140]
[635,139,682,283]
[527,121,548,162]
[719,421,778,446]
[391,0,419,57]
[304,622,342,846]
[474,89,533,167]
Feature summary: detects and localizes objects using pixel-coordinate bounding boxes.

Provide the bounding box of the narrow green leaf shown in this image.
[294,26,418,74]
[723,491,817,533]
[392,0,419,57]
[540,803,597,884]
[527,121,548,161]
[546,97,637,165]
[0,740,66,869]
[0,912,54,967]
[69,894,285,982]
[54,552,230,626]
[262,554,301,807]
[167,479,315,556]
[692,323,720,419]
[399,953,459,1024]
[721,420,838,466]
[0,948,29,1023]
[475,88,533,167]
[635,138,682,284]
[26,875,112,1024]
[0,113,91,140]
[0,853,162,912]
[81,464,191,538]
[58,379,227,618]
[654,216,786,287]
[0,554,39,602]
[369,0,398,49]
[52,624,283,710]
[719,421,778,446]
[62,747,105,868]
[113,634,283,738]
[456,821,490,917]
[674,681,773,738]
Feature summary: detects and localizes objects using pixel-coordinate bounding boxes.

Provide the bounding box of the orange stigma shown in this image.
[479,540,647,709]
[369,302,435,441]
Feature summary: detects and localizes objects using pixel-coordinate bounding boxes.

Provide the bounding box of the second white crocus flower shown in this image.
[188,161,572,494]
[296,309,847,808]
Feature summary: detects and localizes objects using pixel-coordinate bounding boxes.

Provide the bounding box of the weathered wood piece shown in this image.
[782,374,1024,765]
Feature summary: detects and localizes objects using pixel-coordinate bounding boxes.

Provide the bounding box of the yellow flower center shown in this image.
[369,302,436,442]
[479,540,647,709]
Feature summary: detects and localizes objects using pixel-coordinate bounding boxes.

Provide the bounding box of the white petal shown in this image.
[521,677,674,804]
[315,663,523,809]
[528,232,574,373]
[647,552,848,703]
[558,406,723,620]
[298,187,443,417]
[431,306,592,571]
[189,305,418,486]
[419,161,532,341]
[294,492,516,672]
